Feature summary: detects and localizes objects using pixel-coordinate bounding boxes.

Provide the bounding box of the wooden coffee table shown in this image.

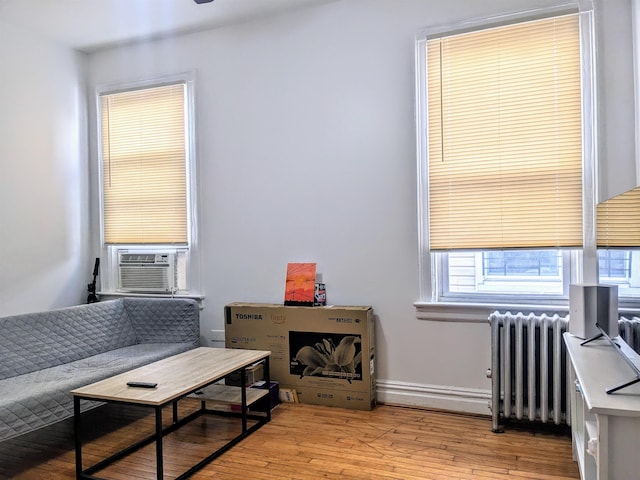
[71,347,271,480]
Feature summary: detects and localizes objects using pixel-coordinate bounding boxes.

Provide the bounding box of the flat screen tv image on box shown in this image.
[289,331,362,383]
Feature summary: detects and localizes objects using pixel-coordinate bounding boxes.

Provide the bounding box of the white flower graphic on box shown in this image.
[291,333,362,383]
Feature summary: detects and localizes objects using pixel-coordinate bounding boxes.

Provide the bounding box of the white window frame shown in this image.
[415,3,597,314]
[434,250,578,306]
[95,72,200,297]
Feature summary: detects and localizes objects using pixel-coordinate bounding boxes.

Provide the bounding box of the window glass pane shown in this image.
[483,251,560,277]
[446,250,564,296]
[598,250,630,280]
[597,250,640,298]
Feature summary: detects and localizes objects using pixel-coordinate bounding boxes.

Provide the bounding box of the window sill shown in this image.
[415,299,640,323]
[414,301,569,323]
[97,291,205,308]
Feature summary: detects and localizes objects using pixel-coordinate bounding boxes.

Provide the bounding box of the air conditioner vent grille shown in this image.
[117,251,175,293]
[120,265,171,291]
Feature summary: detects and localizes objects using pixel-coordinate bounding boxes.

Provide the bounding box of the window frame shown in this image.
[415,3,597,310]
[436,250,577,305]
[95,72,200,296]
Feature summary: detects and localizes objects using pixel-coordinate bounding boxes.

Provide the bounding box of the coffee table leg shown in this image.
[74,396,82,478]
[264,357,271,421]
[155,406,163,480]
[241,368,247,432]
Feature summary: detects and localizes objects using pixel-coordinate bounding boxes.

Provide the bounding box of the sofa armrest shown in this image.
[123,298,200,347]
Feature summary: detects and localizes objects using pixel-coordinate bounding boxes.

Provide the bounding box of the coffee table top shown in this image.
[71,347,270,406]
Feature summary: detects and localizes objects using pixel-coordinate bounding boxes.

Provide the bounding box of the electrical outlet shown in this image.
[211,329,225,342]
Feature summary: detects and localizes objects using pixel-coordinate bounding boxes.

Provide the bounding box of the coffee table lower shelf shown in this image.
[190,383,269,408]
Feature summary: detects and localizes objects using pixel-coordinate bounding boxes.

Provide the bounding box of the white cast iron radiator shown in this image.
[619,317,640,353]
[487,311,570,433]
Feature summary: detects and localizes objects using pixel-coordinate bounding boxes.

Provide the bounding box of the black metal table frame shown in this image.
[73,357,271,480]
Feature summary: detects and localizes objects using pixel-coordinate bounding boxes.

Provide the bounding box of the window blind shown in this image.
[597,186,640,248]
[101,83,188,245]
[427,14,583,251]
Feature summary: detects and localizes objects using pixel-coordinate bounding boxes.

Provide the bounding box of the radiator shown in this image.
[488,311,570,433]
[488,312,640,432]
[619,316,640,353]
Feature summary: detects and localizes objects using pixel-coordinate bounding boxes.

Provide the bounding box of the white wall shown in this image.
[595,0,638,202]
[83,0,636,413]
[0,22,89,316]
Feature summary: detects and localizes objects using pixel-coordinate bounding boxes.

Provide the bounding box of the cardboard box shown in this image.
[225,362,264,387]
[251,381,280,410]
[279,387,299,403]
[224,303,376,410]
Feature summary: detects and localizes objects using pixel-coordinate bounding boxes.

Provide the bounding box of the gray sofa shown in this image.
[0,297,200,442]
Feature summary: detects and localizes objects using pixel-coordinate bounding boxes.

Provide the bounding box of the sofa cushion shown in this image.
[123,297,200,345]
[0,300,138,380]
[0,342,194,441]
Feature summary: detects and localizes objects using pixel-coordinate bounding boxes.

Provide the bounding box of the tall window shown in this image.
[101,83,188,244]
[416,8,593,303]
[97,75,196,294]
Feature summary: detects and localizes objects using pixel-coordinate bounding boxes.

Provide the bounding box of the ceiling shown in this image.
[0,0,337,53]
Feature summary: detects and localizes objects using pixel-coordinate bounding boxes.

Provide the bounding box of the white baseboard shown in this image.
[376,379,491,416]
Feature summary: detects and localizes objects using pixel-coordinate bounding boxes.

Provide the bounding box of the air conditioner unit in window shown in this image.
[117,251,175,293]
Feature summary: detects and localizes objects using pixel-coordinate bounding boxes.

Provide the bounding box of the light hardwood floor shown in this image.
[0,401,579,479]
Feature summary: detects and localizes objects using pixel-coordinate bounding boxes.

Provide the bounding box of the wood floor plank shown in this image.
[0,402,579,479]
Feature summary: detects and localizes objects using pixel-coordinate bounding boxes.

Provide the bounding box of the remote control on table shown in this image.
[126,381,158,388]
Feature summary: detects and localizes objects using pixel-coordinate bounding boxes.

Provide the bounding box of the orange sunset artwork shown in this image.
[284,263,316,305]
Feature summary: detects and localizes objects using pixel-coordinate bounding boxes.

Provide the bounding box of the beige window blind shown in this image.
[597,187,640,248]
[427,14,583,251]
[101,83,188,245]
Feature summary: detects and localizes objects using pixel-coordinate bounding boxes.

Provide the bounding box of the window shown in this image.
[97,74,197,294]
[597,186,640,297]
[416,7,595,304]
[443,250,568,298]
[597,250,640,297]
[598,250,630,281]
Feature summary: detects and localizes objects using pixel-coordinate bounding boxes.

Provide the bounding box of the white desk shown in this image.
[564,333,640,480]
